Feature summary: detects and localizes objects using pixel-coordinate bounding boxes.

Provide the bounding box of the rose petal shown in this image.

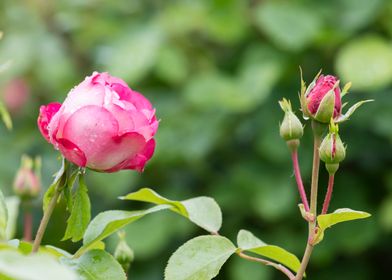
[62,105,119,168]
[57,138,87,167]
[37,102,62,142]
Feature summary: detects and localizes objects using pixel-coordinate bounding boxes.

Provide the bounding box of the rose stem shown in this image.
[32,184,62,252]
[23,203,33,241]
[291,150,310,212]
[321,174,335,215]
[295,121,324,280]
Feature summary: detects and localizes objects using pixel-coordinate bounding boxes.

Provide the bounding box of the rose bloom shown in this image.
[306,75,341,119]
[38,72,158,172]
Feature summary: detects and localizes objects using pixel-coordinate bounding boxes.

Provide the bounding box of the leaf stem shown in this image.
[237,251,295,280]
[291,150,310,212]
[32,183,62,252]
[321,174,335,215]
[295,121,324,280]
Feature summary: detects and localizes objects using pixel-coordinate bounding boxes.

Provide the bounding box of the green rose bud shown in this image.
[279,98,303,146]
[319,120,346,174]
[114,231,134,274]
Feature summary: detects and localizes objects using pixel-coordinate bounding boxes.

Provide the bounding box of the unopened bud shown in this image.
[279,98,303,145]
[13,155,41,200]
[114,231,134,273]
[319,120,346,174]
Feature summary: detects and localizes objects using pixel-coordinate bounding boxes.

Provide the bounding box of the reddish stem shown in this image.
[321,174,335,215]
[291,150,310,212]
[24,211,33,242]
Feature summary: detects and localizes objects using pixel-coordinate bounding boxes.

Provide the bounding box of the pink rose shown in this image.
[306,75,341,121]
[37,72,158,172]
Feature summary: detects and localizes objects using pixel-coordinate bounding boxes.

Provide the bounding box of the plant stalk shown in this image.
[291,150,310,212]
[23,210,33,242]
[295,121,324,280]
[32,185,62,252]
[237,251,295,280]
[321,174,335,214]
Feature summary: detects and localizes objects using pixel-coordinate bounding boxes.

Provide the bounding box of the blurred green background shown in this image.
[1,0,391,279]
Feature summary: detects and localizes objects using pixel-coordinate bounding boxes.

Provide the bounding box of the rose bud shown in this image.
[319,120,346,174]
[279,98,303,151]
[37,72,159,172]
[114,231,134,274]
[299,71,341,123]
[13,155,41,200]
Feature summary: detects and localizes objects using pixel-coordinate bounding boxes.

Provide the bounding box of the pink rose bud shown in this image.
[1,78,30,114]
[13,155,41,199]
[37,72,159,172]
[300,73,342,123]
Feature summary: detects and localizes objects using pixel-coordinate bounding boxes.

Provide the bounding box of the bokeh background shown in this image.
[1,0,392,279]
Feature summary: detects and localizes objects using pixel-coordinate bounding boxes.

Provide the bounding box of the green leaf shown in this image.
[63,174,91,242]
[5,197,20,240]
[61,249,126,280]
[121,188,222,233]
[165,235,236,280]
[0,189,8,241]
[237,230,301,274]
[0,101,12,130]
[181,197,222,233]
[314,208,371,244]
[63,169,79,212]
[120,188,187,215]
[0,250,77,280]
[43,159,66,212]
[318,208,371,231]
[76,205,169,257]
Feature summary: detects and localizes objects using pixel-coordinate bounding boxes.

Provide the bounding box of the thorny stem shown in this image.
[237,251,295,280]
[295,121,324,280]
[32,184,62,252]
[321,174,335,215]
[291,150,310,212]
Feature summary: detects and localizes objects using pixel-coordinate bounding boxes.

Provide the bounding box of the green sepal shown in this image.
[314,89,335,123]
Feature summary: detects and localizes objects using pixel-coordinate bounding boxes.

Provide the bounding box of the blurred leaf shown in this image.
[4,196,19,240]
[0,250,77,280]
[0,189,8,240]
[238,45,286,106]
[77,205,169,257]
[165,235,236,280]
[379,195,392,232]
[61,249,126,280]
[63,174,91,242]
[122,188,222,233]
[43,158,66,212]
[102,26,162,83]
[185,71,259,113]
[315,208,371,244]
[254,2,322,51]
[155,45,188,85]
[0,101,12,130]
[336,36,392,90]
[237,230,301,274]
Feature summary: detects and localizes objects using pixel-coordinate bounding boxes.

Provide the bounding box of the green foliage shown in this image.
[122,188,222,233]
[0,250,77,280]
[314,208,371,244]
[63,174,91,242]
[61,249,126,280]
[165,235,236,280]
[0,101,12,130]
[4,197,19,240]
[0,190,8,240]
[77,206,169,257]
[237,230,301,274]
